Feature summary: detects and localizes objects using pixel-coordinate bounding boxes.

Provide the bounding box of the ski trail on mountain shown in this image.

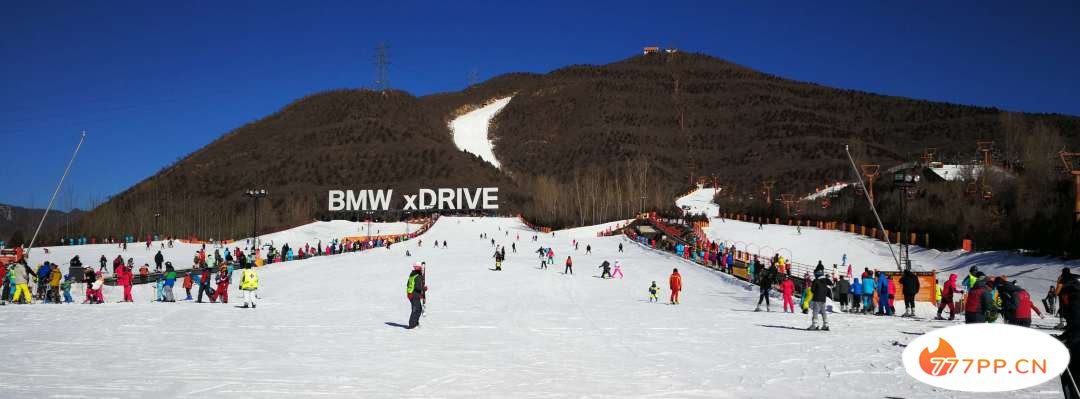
[449,97,511,169]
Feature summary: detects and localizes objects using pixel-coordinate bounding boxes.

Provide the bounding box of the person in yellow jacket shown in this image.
[48,265,62,303]
[935,280,943,307]
[239,268,259,309]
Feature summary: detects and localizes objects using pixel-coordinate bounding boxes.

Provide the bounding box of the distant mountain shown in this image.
[0,203,83,246]
[60,51,1080,239]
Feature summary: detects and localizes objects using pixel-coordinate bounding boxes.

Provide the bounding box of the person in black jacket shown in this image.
[154,251,164,272]
[1058,276,1080,398]
[808,269,834,331]
[900,268,921,317]
[754,265,777,312]
[598,261,611,278]
[836,276,851,312]
[406,263,426,329]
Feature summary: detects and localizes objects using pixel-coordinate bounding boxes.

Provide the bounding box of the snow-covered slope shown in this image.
[802,182,849,201]
[0,216,1062,397]
[449,97,511,169]
[675,186,719,216]
[702,218,1078,294]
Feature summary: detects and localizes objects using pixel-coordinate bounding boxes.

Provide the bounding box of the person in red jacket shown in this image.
[781,275,796,313]
[213,265,230,303]
[936,273,958,320]
[118,265,134,302]
[669,268,682,305]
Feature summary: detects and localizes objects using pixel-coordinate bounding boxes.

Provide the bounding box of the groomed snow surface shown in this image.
[0,216,1067,398]
[449,97,511,169]
[675,185,720,216]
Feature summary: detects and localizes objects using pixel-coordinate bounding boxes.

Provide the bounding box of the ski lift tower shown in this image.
[977,141,995,200]
[780,194,796,216]
[860,164,880,202]
[763,181,775,204]
[1061,151,1080,222]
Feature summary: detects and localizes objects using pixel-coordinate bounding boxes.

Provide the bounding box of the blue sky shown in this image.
[2,0,1077,210]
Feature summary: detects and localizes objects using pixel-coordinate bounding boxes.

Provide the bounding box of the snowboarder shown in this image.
[406,263,426,329]
[648,281,659,303]
[808,269,833,331]
[598,261,611,279]
[898,268,919,317]
[239,267,259,309]
[669,268,682,304]
[564,256,573,275]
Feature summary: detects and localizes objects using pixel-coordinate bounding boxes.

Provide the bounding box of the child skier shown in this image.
[611,261,623,279]
[649,281,660,302]
[183,271,194,300]
[61,275,73,304]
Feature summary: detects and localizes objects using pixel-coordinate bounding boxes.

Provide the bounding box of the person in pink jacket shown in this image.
[781,275,796,313]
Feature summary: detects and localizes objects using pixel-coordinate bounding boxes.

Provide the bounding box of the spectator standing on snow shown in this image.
[406,263,426,329]
[808,269,833,331]
[154,251,164,272]
[900,268,920,317]
[850,277,861,313]
[861,272,875,314]
[669,268,682,305]
[936,274,958,320]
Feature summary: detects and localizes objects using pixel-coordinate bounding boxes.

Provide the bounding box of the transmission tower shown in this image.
[467,68,479,87]
[374,42,390,91]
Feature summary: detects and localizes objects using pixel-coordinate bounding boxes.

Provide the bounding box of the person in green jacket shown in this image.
[61,275,73,303]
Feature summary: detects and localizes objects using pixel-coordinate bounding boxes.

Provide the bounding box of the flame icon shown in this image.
[919,338,957,376]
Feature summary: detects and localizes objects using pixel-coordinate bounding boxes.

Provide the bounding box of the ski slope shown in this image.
[24,220,421,275]
[0,216,1063,398]
[803,182,849,201]
[449,97,511,169]
[675,186,720,216]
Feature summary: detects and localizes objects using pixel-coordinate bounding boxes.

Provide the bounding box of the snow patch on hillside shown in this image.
[675,186,720,216]
[450,97,511,169]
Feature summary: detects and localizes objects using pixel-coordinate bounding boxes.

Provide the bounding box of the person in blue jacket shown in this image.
[876,271,890,315]
[861,272,875,314]
[850,278,861,313]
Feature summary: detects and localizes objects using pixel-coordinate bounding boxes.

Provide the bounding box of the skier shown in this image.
[239,267,259,309]
[163,263,176,302]
[850,277,861,313]
[618,243,623,253]
[648,281,659,303]
[196,267,214,303]
[183,271,194,300]
[755,263,776,312]
[900,268,920,317]
[10,259,32,304]
[808,268,833,331]
[836,275,850,312]
[611,261,623,279]
[118,264,134,302]
[82,267,96,303]
[1045,285,1058,315]
[598,261,612,279]
[780,275,795,313]
[61,275,73,303]
[154,250,164,272]
[1055,276,1080,398]
[564,256,573,275]
[669,268,682,305]
[997,279,1042,327]
[936,273,958,320]
[492,249,504,271]
[406,263,426,329]
[861,271,875,314]
[585,245,591,255]
[964,272,993,323]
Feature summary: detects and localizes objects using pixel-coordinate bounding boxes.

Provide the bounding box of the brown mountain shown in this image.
[60,51,1080,240]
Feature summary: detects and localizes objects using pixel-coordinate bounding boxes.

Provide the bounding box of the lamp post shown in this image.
[893,170,920,270]
[153,212,161,241]
[244,189,268,248]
